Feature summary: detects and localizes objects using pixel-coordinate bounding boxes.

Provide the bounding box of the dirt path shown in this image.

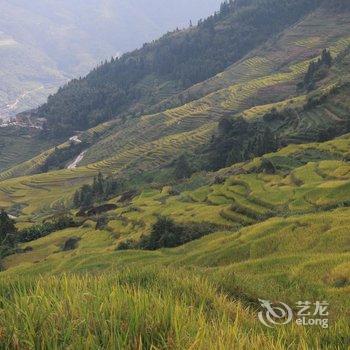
[67,150,87,169]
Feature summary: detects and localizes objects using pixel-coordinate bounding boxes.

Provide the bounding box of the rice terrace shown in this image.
[0,0,349,349]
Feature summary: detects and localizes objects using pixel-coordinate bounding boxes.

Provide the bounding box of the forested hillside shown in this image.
[33,0,323,135]
[0,0,221,117]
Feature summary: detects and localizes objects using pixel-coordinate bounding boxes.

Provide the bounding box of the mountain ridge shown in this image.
[32,0,324,136]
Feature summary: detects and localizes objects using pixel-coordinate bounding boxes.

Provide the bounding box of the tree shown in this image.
[321,49,332,67]
[79,185,94,209]
[174,155,192,180]
[302,49,332,91]
[92,172,104,197]
[140,217,183,250]
[218,117,233,136]
[260,158,276,174]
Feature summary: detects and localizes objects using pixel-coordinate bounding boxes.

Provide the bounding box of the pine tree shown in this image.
[218,117,233,136]
[80,185,94,209]
[73,190,81,208]
[321,49,332,67]
[92,172,104,197]
[174,155,192,180]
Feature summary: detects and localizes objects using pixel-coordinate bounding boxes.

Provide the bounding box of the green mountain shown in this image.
[0,0,350,348]
[33,0,323,135]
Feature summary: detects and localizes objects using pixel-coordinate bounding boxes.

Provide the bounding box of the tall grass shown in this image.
[0,267,348,349]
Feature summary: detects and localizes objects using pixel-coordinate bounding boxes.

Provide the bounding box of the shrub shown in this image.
[139,217,216,250]
[62,237,80,251]
[117,239,137,251]
[95,217,108,230]
[18,216,78,243]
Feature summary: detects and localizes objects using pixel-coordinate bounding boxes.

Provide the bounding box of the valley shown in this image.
[0,1,349,349]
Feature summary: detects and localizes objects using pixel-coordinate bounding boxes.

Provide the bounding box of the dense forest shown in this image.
[33,0,322,136]
[203,116,278,171]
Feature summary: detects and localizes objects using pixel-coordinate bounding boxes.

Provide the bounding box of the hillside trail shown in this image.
[67,150,87,169]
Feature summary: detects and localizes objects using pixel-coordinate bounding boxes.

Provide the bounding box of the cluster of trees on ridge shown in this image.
[73,173,122,210]
[298,49,333,91]
[203,116,278,171]
[117,216,216,251]
[33,0,322,137]
[72,156,194,211]
[38,141,88,173]
[0,210,79,267]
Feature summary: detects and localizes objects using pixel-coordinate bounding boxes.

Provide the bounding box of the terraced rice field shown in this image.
[0,7,349,227]
[0,128,56,173]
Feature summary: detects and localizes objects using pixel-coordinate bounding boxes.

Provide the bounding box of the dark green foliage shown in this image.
[95,217,108,230]
[173,155,193,180]
[117,217,216,251]
[38,142,87,173]
[316,126,341,142]
[139,217,216,250]
[0,211,78,258]
[73,172,122,209]
[263,108,287,123]
[205,117,278,171]
[32,0,321,135]
[140,217,182,250]
[62,237,80,251]
[74,185,94,210]
[299,49,332,91]
[117,239,138,251]
[258,158,276,174]
[18,216,78,243]
[0,210,17,259]
[0,210,17,245]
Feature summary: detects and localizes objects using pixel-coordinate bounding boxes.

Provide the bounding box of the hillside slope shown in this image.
[0,2,349,202]
[2,0,348,174]
[0,0,221,118]
[1,135,350,348]
[32,0,323,135]
[0,2,350,348]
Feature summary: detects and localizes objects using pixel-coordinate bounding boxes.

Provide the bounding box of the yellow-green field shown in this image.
[1,135,350,348]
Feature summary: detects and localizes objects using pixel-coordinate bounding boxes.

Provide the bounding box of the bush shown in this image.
[117,218,216,251]
[18,216,78,243]
[95,217,108,230]
[139,217,216,250]
[62,237,80,251]
[116,239,137,251]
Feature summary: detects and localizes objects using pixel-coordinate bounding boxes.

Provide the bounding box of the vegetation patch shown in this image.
[118,217,217,251]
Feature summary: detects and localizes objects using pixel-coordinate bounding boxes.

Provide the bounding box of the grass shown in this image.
[0,128,57,173]
[0,196,349,348]
[1,267,341,350]
[1,206,349,348]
